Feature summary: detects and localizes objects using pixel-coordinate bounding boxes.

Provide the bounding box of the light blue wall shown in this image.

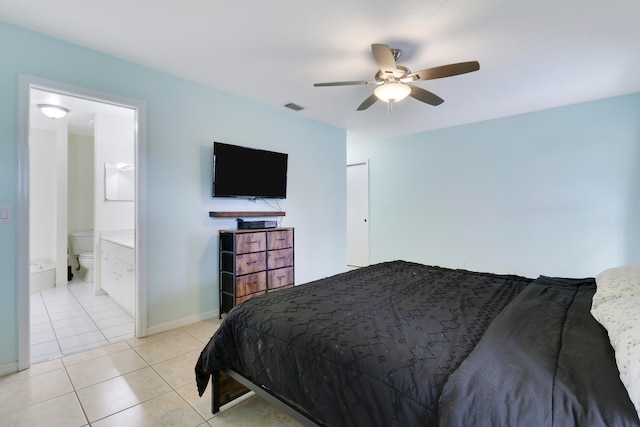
[0,21,347,367]
[348,93,640,278]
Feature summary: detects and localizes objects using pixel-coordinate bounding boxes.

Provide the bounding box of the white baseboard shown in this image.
[146,310,219,336]
[0,361,19,377]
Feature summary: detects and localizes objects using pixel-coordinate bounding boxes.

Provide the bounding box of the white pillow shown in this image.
[591,265,640,419]
[592,264,640,309]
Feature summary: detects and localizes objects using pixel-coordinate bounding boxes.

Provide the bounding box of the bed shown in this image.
[195,260,640,426]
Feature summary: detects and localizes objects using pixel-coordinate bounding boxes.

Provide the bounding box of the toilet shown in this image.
[70,231,94,283]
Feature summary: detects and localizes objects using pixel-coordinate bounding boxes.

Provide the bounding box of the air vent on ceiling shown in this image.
[284,103,305,111]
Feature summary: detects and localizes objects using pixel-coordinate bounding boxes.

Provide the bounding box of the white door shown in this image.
[347,162,369,268]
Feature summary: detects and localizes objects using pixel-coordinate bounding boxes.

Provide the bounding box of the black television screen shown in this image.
[213,142,288,199]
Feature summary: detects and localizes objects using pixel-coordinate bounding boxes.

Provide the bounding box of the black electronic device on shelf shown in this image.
[236,218,277,229]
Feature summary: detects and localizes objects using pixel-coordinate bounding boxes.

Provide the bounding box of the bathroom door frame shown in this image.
[17,74,148,370]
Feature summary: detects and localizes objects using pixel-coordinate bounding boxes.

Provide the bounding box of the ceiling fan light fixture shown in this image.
[374,82,411,103]
[37,104,69,119]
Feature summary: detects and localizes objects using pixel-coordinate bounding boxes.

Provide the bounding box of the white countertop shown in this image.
[102,235,135,249]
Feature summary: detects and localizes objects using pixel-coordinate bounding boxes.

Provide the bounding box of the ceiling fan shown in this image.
[314,44,480,111]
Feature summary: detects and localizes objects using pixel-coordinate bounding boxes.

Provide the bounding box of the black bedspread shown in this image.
[195,260,532,426]
[439,276,640,426]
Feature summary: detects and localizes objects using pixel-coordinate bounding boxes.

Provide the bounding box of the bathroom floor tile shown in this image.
[75,295,115,308]
[89,306,128,321]
[30,282,138,364]
[51,313,93,330]
[48,308,88,321]
[46,301,83,314]
[62,339,112,358]
[62,340,130,366]
[29,305,47,317]
[94,313,134,330]
[31,329,57,345]
[54,321,100,339]
[30,340,62,361]
[30,321,53,335]
[58,330,107,352]
[102,322,135,340]
[30,313,51,325]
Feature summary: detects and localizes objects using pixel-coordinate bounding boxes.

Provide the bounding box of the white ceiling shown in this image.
[3,0,640,143]
[30,89,135,136]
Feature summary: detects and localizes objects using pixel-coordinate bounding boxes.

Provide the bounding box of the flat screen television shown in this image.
[212,142,288,199]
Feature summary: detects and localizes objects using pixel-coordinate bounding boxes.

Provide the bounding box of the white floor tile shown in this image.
[46,301,83,314]
[49,308,88,321]
[51,314,93,330]
[54,322,99,339]
[30,321,53,335]
[31,329,57,345]
[30,282,133,364]
[58,330,107,352]
[94,313,134,330]
[31,340,62,362]
[62,340,111,358]
[29,306,47,317]
[30,313,50,325]
[89,306,128,321]
[102,322,135,340]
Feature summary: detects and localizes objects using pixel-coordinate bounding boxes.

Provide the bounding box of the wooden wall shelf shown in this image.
[209,211,286,218]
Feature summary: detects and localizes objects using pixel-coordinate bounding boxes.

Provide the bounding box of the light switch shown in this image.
[0,205,11,223]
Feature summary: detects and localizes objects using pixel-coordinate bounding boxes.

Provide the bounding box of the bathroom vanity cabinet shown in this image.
[101,239,135,316]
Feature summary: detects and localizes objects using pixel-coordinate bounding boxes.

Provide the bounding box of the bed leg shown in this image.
[212,371,221,414]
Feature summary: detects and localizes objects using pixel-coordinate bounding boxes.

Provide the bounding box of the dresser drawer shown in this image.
[268,229,293,250]
[236,271,267,297]
[236,252,266,275]
[236,232,266,254]
[268,267,294,290]
[267,248,293,270]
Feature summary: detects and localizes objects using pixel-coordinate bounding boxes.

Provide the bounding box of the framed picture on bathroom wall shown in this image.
[104,162,134,201]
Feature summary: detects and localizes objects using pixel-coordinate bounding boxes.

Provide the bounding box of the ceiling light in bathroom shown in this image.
[37,104,70,119]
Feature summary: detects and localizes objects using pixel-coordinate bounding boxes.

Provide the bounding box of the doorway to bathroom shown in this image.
[18,75,148,370]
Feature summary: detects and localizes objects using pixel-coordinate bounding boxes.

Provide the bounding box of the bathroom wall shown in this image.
[94,112,135,292]
[94,112,135,232]
[68,133,95,271]
[29,120,69,286]
[29,129,58,262]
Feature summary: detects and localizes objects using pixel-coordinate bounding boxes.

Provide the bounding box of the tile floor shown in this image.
[2,319,303,426]
[30,278,135,364]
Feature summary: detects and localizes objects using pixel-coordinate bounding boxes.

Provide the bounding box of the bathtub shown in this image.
[30,257,56,294]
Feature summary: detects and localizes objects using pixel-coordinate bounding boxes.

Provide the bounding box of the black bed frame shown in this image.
[211,369,321,426]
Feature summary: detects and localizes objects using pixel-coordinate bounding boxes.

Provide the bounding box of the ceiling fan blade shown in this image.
[357,93,378,111]
[314,80,371,87]
[407,61,480,81]
[409,85,444,106]
[371,44,397,75]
